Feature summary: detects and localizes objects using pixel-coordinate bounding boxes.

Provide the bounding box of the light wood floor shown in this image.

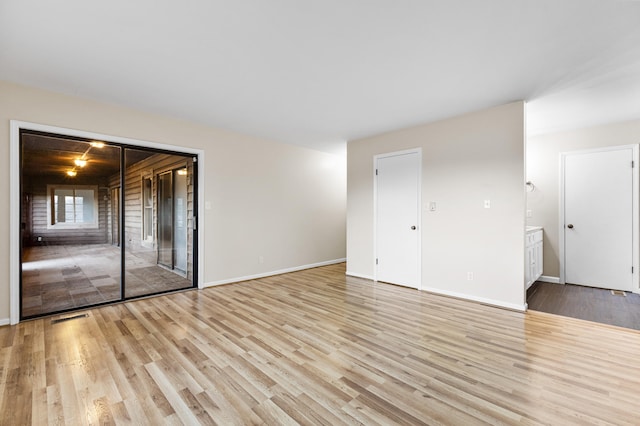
[2,263,639,425]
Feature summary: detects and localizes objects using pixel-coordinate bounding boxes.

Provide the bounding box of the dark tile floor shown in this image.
[22,244,193,318]
[527,281,640,330]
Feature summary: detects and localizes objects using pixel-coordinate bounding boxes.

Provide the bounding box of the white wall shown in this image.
[347,101,526,310]
[527,118,640,279]
[0,80,347,323]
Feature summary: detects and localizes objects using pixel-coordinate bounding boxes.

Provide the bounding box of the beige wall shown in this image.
[527,118,640,278]
[0,80,346,322]
[347,102,526,310]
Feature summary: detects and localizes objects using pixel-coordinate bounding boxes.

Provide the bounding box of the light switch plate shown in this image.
[484,200,491,209]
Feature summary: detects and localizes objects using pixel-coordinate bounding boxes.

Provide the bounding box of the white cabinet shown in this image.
[525,228,543,289]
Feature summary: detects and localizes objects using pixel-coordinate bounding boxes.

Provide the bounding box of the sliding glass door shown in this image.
[20,133,122,317]
[19,131,197,319]
[123,149,195,299]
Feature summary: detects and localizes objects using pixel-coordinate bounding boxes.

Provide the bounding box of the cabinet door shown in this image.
[530,245,537,286]
[525,245,533,288]
[535,241,543,280]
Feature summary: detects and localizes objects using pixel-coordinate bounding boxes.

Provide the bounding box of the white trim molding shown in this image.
[10,120,206,324]
[345,271,374,280]
[9,122,20,325]
[538,275,561,284]
[422,286,527,312]
[205,258,346,287]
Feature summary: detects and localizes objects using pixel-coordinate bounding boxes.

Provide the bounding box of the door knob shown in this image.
[411,226,417,230]
[567,224,574,229]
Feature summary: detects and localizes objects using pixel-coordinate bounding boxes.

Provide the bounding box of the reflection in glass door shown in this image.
[110,187,120,246]
[158,171,173,269]
[19,130,197,319]
[157,169,188,273]
[123,149,195,299]
[174,169,188,273]
[19,132,122,318]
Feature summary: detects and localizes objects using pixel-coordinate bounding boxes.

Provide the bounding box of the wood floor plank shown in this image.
[1,262,640,424]
[145,361,201,425]
[45,384,65,425]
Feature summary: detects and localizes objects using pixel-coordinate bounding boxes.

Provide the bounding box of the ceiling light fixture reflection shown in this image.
[74,158,87,167]
[177,168,188,176]
[90,141,105,148]
[66,170,77,177]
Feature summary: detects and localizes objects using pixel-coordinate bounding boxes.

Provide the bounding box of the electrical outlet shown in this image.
[526,209,532,218]
[467,272,474,281]
[429,202,436,212]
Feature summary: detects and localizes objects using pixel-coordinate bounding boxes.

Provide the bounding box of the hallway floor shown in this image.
[527,281,640,330]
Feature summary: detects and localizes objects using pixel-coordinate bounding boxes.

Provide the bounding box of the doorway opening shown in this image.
[526,144,640,330]
[18,129,199,319]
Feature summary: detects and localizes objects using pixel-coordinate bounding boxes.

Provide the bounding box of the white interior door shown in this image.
[563,147,634,291]
[375,150,420,288]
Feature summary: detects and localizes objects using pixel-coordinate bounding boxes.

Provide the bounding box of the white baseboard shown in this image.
[344,274,527,312]
[421,286,527,312]
[538,275,560,284]
[0,318,10,327]
[204,258,346,287]
[345,271,374,280]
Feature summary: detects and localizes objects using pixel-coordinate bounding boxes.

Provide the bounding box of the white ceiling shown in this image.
[1,1,639,155]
